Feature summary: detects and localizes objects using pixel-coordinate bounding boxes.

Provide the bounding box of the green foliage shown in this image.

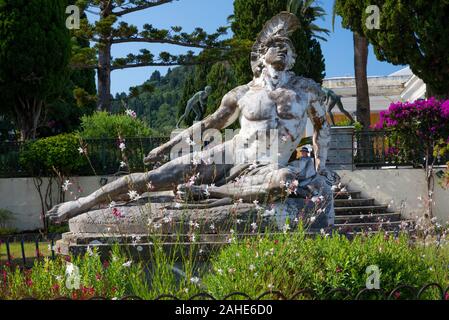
[78,111,153,139]
[231,0,326,84]
[203,230,449,299]
[19,133,88,176]
[1,231,448,299]
[334,0,449,98]
[0,0,72,139]
[205,62,238,119]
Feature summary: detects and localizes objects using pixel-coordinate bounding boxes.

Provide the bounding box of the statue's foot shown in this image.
[176,184,209,201]
[46,201,83,224]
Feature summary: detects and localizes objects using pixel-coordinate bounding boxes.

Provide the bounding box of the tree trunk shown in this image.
[426,84,449,100]
[97,41,112,111]
[97,1,113,111]
[353,33,371,129]
[16,98,43,141]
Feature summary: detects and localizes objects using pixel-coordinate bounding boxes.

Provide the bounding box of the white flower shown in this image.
[127,190,140,201]
[282,224,290,233]
[62,180,72,192]
[189,233,196,242]
[122,261,132,268]
[251,222,258,232]
[249,264,255,271]
[78,147,86,154]
[86,246,94,256]
[190,277,200,284]
[146,181,154,190]
[65,263,75,275]
[125,109,137,118]
[268,283,274,290]
[236,219,242,225]
[235,252,240,257]
[310,216,316,223]
[120,161,126,168]
[228,268,236,274]
[281,135,288,143]
[162,216,172,224]
[119,142,126,151]
[209,223,215,231]
[217,268,223,275]
[230,229,235,234]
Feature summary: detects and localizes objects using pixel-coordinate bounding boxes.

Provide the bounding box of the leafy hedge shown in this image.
[78,111,153,139]
[19,133,88,176]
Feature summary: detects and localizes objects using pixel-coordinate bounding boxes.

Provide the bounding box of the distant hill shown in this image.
[112,66,193,135]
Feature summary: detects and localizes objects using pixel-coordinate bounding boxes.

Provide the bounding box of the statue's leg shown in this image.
[192,105,202,121]
[47,142,233,223]
[337,101,355,124]
[176,114,185,128]
[328,101,337,126]
[188,167,297,203]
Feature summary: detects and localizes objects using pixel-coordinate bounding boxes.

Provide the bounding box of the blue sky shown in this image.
[98,0,404,94]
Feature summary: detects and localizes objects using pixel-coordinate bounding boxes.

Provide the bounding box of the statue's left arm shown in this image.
[305,80,331,173]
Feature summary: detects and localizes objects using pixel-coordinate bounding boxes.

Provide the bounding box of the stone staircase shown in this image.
[332,187,412,234]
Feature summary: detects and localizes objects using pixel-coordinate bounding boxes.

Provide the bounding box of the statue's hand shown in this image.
[144,148,165,164]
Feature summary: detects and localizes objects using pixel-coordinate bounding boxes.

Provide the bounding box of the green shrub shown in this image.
[19,133,88,176]
[203,229,449,299]
[79,111,153,139]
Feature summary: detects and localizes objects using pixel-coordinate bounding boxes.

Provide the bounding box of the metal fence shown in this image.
[7,285,449,300]
[353,130,449,168]
[0,137,170,178]
[0,233,62,268]
[1,131,448,177]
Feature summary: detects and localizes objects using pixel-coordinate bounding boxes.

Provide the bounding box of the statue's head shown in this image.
[251,12,299,77]
[204,86,212,95]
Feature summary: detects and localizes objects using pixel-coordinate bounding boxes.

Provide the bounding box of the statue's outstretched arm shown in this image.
[306,83,331,173]
[144,85,247,164]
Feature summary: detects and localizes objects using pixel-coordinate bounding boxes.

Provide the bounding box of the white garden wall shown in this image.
[0,176,119,231]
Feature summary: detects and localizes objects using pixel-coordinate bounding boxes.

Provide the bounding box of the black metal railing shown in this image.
[0,233,62,268]
[353,130,449,168]
[0,137,170,178]
[1,131,448,177]
[5,284,449,300]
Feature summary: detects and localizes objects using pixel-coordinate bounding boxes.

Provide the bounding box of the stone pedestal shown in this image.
[56,194,331,256]
[327,126,354,170]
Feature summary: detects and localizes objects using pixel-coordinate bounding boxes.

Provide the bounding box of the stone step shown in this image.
[334,221,405,232]
[335,205,389,215]
[334,198,375,207]
[333,191,361,199]
[334,212,401,224]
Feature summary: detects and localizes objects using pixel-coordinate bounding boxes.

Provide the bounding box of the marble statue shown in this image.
[47,12,338,230]
[176,86,212,128]
[322,87,355,126]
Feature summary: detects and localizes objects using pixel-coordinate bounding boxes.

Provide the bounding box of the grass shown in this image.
[0,241,51,263]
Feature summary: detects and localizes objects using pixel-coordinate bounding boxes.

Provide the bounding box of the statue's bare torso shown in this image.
[236,77,311,166]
